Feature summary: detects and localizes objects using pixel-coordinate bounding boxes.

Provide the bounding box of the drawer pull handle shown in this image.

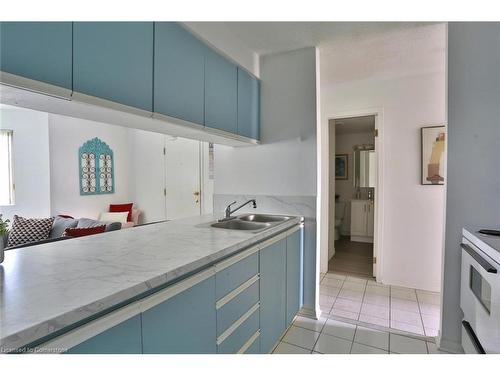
[462,320,486,354]
[461,244,497,274]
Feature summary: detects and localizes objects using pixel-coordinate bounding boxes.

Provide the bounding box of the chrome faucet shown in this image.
[221,199,257,221]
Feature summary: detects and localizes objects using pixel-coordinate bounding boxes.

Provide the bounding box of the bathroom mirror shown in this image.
[353,145,376,188]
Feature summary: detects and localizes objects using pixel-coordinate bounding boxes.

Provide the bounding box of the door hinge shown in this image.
[163,188,166,196]
[374,129,379,137]
[163,147,166,155]
[373,257,377,264]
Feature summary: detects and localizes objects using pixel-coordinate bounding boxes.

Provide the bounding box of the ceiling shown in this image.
[216,22,435,55]
[334,115,375,135]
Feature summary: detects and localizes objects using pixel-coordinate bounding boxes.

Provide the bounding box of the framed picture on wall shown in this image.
[335,154,348,180]
[421,126,446,185]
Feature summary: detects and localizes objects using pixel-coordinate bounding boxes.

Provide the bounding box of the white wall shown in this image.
[442,22,500,353]
[214,47,319,314]
[0,106,51,221]
[320,23,446,292]
[48,114,132,219]
[182,22,259,77]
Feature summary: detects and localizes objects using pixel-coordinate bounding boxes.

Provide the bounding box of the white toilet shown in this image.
[334,201,346,241]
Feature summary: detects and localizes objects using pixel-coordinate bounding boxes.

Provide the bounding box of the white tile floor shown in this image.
[273,315,446,354]
[318,272,441,337]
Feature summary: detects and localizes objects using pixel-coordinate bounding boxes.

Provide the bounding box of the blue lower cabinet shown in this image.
[204,48,238,134]
[259,237,287,353]
[244,335,260,354]
[215,252,259,300]
[0,22,72,89]
[237,68,260,140]
[217,308,259,354]
[217,280,259,335]
[73,22,154,111]
[66,315,142,354]
[286,229,303,325]
[141,276,217,354]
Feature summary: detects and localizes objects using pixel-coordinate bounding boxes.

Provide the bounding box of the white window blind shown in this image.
[0,130,14,205]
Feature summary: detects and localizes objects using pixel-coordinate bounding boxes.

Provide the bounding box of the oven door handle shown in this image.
[462,320,486,354]
[461,243,498,274]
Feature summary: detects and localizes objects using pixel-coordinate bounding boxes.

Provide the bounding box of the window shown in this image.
[0,129,14,205]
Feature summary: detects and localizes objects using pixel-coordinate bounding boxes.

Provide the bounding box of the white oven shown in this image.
[460,229,500,354]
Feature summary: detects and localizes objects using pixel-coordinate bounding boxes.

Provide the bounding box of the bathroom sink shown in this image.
[238,214,291,223]
[211,220,271,231]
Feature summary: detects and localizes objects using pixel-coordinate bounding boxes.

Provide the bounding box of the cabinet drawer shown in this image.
[218,307,259,354]
[243,332,261,354]
[215,250,259,300]
[217,277,259,335]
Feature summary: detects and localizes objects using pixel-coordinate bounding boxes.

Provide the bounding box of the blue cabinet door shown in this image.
[154,22,205,125]
[204,48,237,134]
[73,22,154,111]
[0,22,72,89]
[286,229,303,326]
[66,314,142,354]
[259,238,287,353]
[141,276,217,353]
[237,68,260,140]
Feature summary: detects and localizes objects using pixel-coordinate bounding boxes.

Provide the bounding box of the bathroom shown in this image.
[329,115,376,278]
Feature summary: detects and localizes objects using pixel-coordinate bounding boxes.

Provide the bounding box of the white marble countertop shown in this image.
[0,213,301,352]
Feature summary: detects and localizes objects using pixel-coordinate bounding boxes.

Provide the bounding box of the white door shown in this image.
[165,137,201,220]
[350,200,367,237]
[129,129,167,224]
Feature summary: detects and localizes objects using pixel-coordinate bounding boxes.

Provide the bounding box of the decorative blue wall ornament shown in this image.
[79,137,115,195]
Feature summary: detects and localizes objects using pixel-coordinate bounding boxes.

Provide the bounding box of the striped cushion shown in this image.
[7,215,54,248]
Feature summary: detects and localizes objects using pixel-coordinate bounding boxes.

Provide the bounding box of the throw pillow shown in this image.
[7,215,55,248]
[99,211,128,224]
[49,216,79,239]
[109,203,133,222]
[64,225,106,238]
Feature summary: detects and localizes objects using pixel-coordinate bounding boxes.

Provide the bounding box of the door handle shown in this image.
[193,191,200,203]
[461,243,497,273]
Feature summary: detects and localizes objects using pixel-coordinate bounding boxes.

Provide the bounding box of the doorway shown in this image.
[329,115,377,279]
[129,129,212,223]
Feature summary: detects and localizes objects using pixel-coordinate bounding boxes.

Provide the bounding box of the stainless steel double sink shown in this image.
[211,214,292,232]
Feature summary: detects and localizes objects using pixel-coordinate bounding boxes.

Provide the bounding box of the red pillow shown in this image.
[64,225,106,237]
[109,203,133,222]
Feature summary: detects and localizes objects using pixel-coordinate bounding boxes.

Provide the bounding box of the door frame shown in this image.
[324,108,385,282]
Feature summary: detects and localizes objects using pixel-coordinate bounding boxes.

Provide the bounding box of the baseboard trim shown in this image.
[437,337,464,354]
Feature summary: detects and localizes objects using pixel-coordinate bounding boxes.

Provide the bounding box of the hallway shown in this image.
[329,237,373,278]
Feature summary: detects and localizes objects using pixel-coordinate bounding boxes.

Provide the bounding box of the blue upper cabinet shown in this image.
[154,23,205,125]
[0,22,72,89]
[204,48,238,134]
[73,22,154,111]
[237,68,260,140]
